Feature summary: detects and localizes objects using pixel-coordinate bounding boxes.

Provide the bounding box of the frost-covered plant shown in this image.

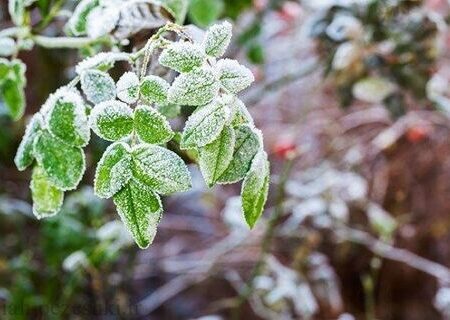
[14,21,270,249]
[306,0,439,118]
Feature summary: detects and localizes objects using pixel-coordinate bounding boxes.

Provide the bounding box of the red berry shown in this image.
[406,126,429,143]
[273,140,297,159]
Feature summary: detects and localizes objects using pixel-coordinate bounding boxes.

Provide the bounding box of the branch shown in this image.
[32,35,112,49]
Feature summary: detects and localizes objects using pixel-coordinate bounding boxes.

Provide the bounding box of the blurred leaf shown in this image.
[188,0,224,27]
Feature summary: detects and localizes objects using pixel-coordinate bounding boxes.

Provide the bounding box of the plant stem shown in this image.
[32,35,112,49]
[231,156,296,319]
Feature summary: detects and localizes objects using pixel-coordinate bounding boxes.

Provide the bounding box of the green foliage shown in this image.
[198,125,235,187]
[80,69,116,104]
[134,105,174,144]
[94,142,132,199]
[31,165,65,219]
[67,0,100,36]
[241,151,270,228]
[113,179,163,249]
[140,75,170,105]
[89,100,134,141]
[15,22,270,248]
[0,59,26,120]
[188,0,224,28]
[33,130,86,191]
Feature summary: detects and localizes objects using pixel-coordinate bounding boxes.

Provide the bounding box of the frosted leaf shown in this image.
[116,71,139,104]
[352,77,396,103]
[241,151,270,228]
[134,105,174,144]
[47,90,90,147]
[203,21,232,58]
[30,165,64,219]
[181,98,231,149]
[217,125,261,184]
[231,98,254,127]
[67,0,100,36]
[94,142,132,198]
[75,52,130,75]
[217,59,254,94]
[33,130,86,191]
[132,144,191,195]
[159,42,206,73]
[0,59,26,121]
[8,0,25,26]
[89,100,134,141]
[198,125,235,187]
[0,37,16,57]
[168,67,220,106]
[161,0,189,24]
[86,5,120,38]
[140,75,170,105]
[80,69,116,104]
[15,114,43,171]
[113,178,162,249]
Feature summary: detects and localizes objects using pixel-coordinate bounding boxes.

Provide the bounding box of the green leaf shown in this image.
[8,0,25,26]
[89,100,134,141]
[168,67,220,106]
[203,21,232,58]
[161,0,189,24]
[241,151,270,228]
[116,71,139,104]
[1,78,25,120]
[31,165,64,219]
[159,42,206,73]
[217,59,254,93]
[113,179,163,249]
[157,103,181,119]
[47,91,90,147]
[132,144,191,195]
[180,98,231,149]
[230,98,254,127]
[188,0,224,28]
[140,75,170,105]
[33,130,86,191]
[217,125,261,184]
[80,69,116,104]
[94,142,132,199]
[134,105,174,144]
[67,0,100,36]
[199,125,235,187]
[15,114,43,171]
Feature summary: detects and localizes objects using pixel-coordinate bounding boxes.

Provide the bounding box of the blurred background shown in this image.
[3,0,450,319]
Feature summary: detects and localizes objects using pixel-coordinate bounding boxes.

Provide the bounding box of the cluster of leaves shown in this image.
[14,21,270,249]
[309,0,438,118]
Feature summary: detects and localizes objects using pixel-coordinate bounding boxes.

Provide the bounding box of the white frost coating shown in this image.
[86,6,120,38]
[67,0,99,36]
[75,52,130,75]
[159,41,206,73]
[89,100,133,141]
[217,59,254,94]
[168,67,220,106]
[0,37,16,57]
[40,87,83,121]
[81,69,116,104]
[203,21,232,58]
[231,98,254,127]
[116,71,140,104]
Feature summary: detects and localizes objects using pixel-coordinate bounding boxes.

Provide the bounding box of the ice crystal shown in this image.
[75,52,131,75]
[181,98,231,149]
[89,100,134,141]
[140,75,170,105]
[30,165,64,219]
[198,125,235,187]
[203,21,232,58]
[168,67,220,106]
[159,42,206,73]
[33,130,86,191]
[94,142,132,199]
[132,144,192,195]
[116,71,140,104]
[217,59,254,94]
[230,98,254,127]
[113,178,162,249]
[217,125,261,184]
[80,69,116,104]
[134,105,174,144]
[241,150,270,228]
[67,0,99,36]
